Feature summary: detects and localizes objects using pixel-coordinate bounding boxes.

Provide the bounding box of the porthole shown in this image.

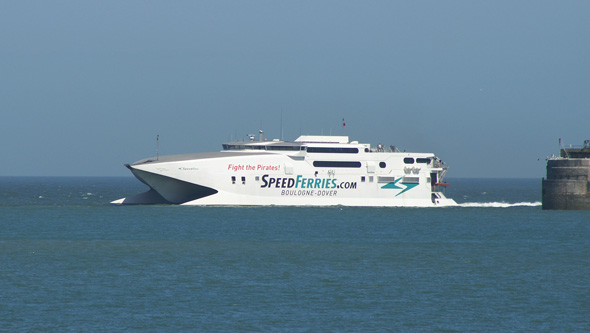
[379,162,386,168]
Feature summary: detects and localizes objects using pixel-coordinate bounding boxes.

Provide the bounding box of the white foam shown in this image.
[458,202,541,208]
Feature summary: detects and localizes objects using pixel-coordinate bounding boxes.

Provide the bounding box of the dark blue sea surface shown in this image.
[1,177,589,331]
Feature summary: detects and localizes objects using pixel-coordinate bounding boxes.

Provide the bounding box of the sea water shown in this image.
[1,177,588,331]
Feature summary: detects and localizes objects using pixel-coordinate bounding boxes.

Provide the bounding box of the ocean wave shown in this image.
[458,202,542,208]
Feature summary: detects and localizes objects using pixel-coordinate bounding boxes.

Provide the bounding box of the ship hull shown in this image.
[113,149,456,207]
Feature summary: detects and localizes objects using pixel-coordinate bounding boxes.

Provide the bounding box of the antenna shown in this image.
[280,110,284,141]
[156,134,159,160]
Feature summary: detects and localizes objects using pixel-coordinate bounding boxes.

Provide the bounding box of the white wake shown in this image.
[458,202,542,208]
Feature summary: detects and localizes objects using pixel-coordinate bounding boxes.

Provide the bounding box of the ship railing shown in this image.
[368,145,399,153]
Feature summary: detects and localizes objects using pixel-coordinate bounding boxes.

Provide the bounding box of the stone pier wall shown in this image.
[542,159,590,210]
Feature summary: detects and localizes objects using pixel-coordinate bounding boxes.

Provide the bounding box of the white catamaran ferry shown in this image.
[112,133,457,207]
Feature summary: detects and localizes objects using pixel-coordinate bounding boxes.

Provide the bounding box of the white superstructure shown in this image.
[112,135,457,207]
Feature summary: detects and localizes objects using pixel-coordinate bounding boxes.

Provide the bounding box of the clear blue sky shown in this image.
[1,1,589,178]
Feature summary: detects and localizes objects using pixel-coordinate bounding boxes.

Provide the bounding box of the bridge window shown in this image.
[313,161,362,168]
[266,145,301,151]
[307,147,359,154]
[404,157,415,164]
